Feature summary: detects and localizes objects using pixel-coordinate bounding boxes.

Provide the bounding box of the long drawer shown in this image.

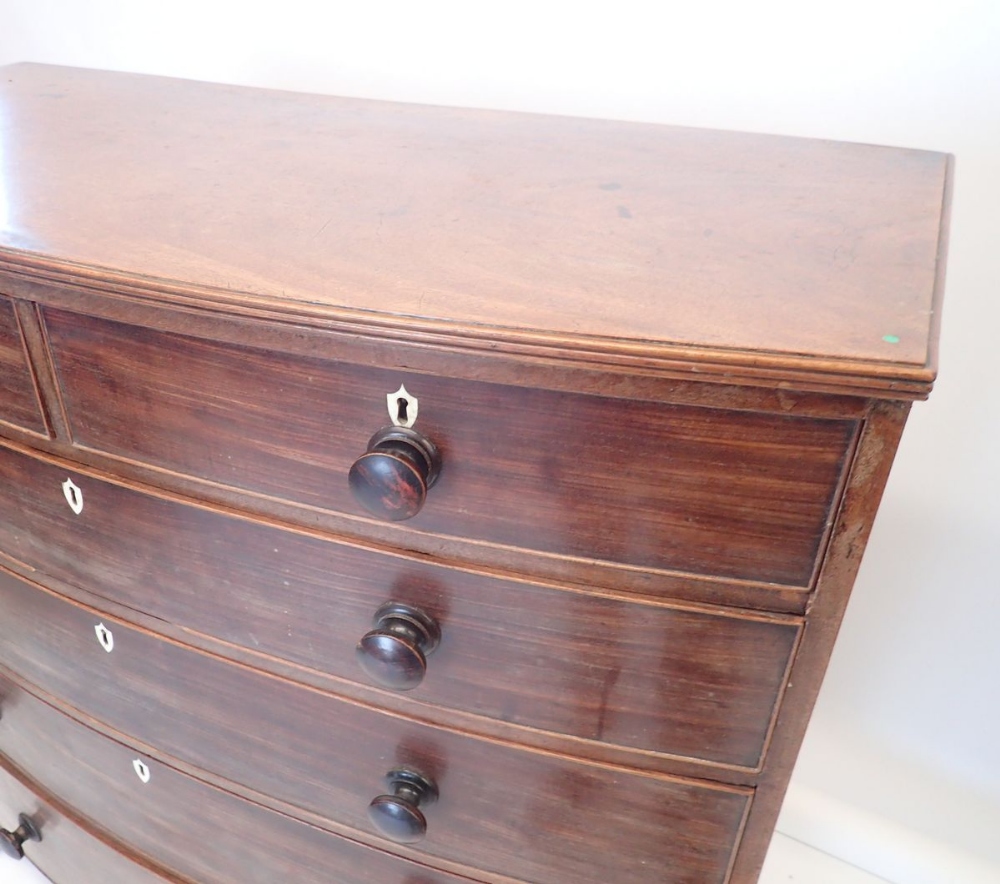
[0,440,798,771]
[0,752,176,883]
[0,567,751,884]
[42,307,857,588]
[0,676,482,884]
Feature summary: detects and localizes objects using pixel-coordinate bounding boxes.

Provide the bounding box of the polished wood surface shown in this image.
[0,440,799,770]
[0,64,947,397]
[43,308,856,587]
[0,569,750,883]
[0,677,477,884]
[0,65,949,884]
[0,297,45,436]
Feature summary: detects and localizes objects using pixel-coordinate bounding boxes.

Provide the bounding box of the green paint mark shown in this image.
[882,334,900,344]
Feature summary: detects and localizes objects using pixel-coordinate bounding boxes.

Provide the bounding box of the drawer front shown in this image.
[0,296,46,435]
[0,569,750,884]
[0,442,798,770]
[43,308,856,587]
[0,753,174,884]
[0,677,477,884]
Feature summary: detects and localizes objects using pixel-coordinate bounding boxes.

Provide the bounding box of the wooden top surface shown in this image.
[0,64,950,394]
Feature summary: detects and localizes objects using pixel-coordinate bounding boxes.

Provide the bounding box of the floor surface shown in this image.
[0,832,890,883]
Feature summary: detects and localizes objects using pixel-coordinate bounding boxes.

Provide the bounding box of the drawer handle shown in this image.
[0,813,42,860]
[356,602,441,691]
[348,427,441,521]
[367,767,438,844]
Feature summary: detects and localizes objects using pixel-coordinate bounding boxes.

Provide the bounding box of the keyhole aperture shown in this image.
[386,385,418,428]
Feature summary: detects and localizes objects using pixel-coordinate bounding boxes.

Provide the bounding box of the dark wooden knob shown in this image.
[0,813,41,860]
[356,602,441,691]
[367,768,438,844]
[348,427,441,521]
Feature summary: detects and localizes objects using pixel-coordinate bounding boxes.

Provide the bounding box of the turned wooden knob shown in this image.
[367,768,438,844]
[348,427,441,521]
[356,602,441,691]
[0,813,41,860]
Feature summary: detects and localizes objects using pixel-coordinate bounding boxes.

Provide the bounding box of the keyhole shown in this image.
[62,478,83,515]
[95,622,114,653]
[386,384,418,428]
[132,758,151,784]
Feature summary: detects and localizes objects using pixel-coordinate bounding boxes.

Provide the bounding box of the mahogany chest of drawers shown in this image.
[0,64,950,883]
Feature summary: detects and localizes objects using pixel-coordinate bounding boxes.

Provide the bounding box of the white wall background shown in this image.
[2,3,998,881]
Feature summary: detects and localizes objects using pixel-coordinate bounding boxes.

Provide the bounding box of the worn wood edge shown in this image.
[0,432,815,614]
[0,418,49,442]
[741,619,805,790]
[726,400,911,883]
[0,255,937,399]
[0,552,776,785]
[0,547,35,575]
[924,152,954,383]
[0,752,190,883]
[803,418,865,591]
[0,662,749,884]
[725,798,757,884]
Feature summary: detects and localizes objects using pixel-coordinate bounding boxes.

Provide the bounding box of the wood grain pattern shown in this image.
[0,66,950,884]
[43,308,857,588]
[0,677,482,884]
[0,297,46,435]
[0,754,179,883]
[0,440,799,771]
[0,64,948,396]
[0,568,750,884]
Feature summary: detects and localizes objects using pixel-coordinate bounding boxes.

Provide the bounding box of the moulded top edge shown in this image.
[0,63,950,392]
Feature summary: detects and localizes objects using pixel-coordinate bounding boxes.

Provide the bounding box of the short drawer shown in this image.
[0,296,46,435]
[0,752,173,884]
[43,308,856,588]
[0,442,799,771]
[0,676,479,884]
[0,569,751,884]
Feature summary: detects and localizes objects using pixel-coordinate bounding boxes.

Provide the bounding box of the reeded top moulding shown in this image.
[0,63,951,397]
